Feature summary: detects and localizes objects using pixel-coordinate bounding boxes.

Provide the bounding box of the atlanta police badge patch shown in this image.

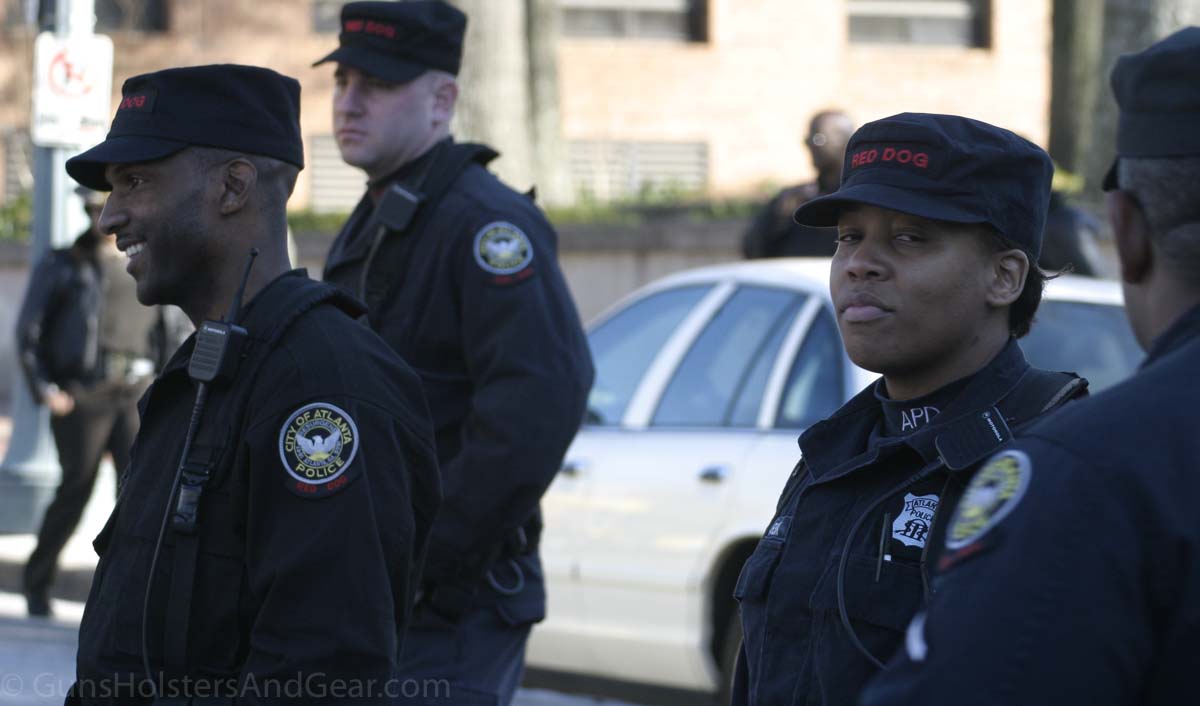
[945,449,1031,550]
[278,402,359,498]
[892,493,939,548]
[474,221,534,275]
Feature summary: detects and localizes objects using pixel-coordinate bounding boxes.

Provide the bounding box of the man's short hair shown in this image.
[1118,156,1200,286]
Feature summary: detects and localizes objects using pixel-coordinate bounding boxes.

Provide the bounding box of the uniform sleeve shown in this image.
[422,212,594,592]
[234,362,434,700]
[859,438,1156,706]
[15,253,64,403]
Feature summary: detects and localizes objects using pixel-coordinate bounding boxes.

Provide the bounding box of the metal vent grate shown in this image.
[568,140,708,201]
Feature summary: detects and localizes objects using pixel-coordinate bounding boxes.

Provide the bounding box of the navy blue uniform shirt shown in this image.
[324,139,594,619]
[73,271,441,703]
[861,304,1200,706]
[732,340,1075,706]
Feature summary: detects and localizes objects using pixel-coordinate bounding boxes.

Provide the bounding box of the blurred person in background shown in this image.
[1040,164,1109,276]
[742,109,855,258]
[15,186,181,618]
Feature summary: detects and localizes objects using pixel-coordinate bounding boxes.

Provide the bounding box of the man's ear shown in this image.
[986,247,1029,308]
[218,158,257,216]
[1108,190,1152,285]
[432,76,458,126]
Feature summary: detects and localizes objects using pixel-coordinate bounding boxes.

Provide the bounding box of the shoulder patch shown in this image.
[473,221,534,276]
[946,449,1031,550]
[278,402,359,498]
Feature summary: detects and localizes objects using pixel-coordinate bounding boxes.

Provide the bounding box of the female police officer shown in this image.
[729,113,1087,706]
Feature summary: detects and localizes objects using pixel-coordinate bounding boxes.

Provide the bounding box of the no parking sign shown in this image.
[30,32,113,148]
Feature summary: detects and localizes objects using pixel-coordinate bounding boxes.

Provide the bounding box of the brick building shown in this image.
[0,0,1050,211]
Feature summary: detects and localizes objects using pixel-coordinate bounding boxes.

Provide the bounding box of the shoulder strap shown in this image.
[362,143,499,322]
[162,279,346,673]
[934,368,1088,472]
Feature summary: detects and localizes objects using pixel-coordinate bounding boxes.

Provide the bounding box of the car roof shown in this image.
[613,257,1124,309]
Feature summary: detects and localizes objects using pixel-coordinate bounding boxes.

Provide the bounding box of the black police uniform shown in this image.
[73,271,441,703]
[729,112,1085,706]
[62,64,442,703]
[316,3,594,700]
[731,341,1084,706]
[322,135,594,685]
[860,304,1200,706]
[16,228,167,614]
[861,26,1200,706]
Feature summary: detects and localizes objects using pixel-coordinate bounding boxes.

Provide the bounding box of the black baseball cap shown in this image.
[1103,26,1200,190]
[313,0,467,83]
[65,64,304,191]
[794,113,1054,258]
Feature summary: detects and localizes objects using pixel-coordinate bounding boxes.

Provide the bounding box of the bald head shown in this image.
[807,110,855,180]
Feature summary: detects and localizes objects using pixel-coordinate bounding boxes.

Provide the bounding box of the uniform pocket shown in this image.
[809,553,925,632]
[734,538,784,603]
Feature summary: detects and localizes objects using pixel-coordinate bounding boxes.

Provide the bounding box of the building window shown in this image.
[847,0,990,48]
[569,140,708,201]
[562,0,708,42]
[309,134,365,214]
[312,0,340,33]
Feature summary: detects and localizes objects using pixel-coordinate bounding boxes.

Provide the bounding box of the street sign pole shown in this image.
[0,0,108,533]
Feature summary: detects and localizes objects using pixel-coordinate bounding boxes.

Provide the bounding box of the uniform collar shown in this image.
[799,338,1030,483]
[367,137,452,203]
[1142,302,1200,368]
[160,269,364,379]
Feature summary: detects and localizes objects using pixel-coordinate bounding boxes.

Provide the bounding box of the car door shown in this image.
[532,282,716,674]
[569,284,810,686]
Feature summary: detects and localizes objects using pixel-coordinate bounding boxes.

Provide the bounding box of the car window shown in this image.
[586,285,712,426]
[1019,300,1143,392]
[776,305,844,429]
[652,286,804,427]
[727,297,807,427]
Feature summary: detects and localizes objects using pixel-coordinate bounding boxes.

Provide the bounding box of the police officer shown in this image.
[730,113,1088,706]
[15,187,169,618]
[741,110,854,259]
[861,27,1200,706]
[314,3,593,703]
[64,64,441,703]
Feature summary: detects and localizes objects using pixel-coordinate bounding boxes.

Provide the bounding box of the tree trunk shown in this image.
[526,0,572,205]
[1048,0,1105,178]
[1082,0,1200,202]
[450,0,536,192]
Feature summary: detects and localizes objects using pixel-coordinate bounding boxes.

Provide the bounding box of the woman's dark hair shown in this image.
[987,228,1050,339]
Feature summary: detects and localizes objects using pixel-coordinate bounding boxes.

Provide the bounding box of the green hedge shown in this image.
[0,192,32,242]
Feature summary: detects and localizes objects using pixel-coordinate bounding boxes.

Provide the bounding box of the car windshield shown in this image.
[1019,300,1144,393]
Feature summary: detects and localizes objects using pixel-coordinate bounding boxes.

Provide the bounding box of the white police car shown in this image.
[527,258,1142,701]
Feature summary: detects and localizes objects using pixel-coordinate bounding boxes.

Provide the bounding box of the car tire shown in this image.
[716,609,743,705]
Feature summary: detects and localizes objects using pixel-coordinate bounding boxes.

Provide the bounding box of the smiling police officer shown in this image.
[861,27,1200,706]
[63,65,440,704]
[314,2,593,704]
[729,113,1088,706]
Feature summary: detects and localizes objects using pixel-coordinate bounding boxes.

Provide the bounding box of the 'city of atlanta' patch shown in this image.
[278,402,359,498]
[474,221,534,278]
[945,449,1031,550]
